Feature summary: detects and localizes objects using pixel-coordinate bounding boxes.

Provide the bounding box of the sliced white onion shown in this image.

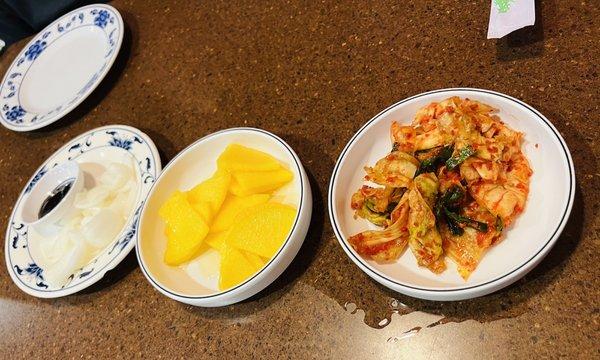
[99,162,134,191]
[74,185,112,209]
[43,234,93,288]
[82,208,124,249]
[39,160,139,288]
[81,207,101,222]
[108,180,137,218]
[57,210,84,229]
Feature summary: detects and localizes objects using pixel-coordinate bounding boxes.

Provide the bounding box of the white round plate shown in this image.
[136,128,312,307]
[328,88,575,301]
[0,4,123,131]
[5,125,161,298]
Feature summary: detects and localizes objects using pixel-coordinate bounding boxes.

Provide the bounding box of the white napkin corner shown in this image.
[487,0,536,39]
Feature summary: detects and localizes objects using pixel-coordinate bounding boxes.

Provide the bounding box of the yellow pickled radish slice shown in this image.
[244,251,267,270]
[226,203,296,258]
[204,231,229,251]
[217,144,281,172]
[229,168,293,196]
[210,194,270,233]
[186,169,231,222]
[218,242,258,290]
[160,191,209,265]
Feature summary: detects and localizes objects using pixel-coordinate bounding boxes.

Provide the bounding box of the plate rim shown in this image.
[135,127,306,301]
[328,87,575,300]
[4,124,162,298]
[0,3,124,132]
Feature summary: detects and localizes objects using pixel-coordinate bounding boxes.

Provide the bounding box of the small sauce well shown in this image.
[38,179,75,219]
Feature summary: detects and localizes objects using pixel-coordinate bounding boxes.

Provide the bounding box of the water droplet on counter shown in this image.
[344,302,358,314]
[386,326,423,344]
[426,318,452,328]
[389,298,411,313]
[378,318,389,327]
[398,326,422,341]
[339,297,421,329]
[404,326,422,334]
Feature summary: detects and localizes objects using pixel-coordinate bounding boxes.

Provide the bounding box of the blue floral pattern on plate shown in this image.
[3,105,26,123]
[24,40,47,61]
[14,263,47,289]
[5,126,161,297]
[0,5,123,131]
[108,133,134,150]
[92,9,113,28]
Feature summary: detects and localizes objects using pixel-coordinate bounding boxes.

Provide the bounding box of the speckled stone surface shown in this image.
[0,0,599,358]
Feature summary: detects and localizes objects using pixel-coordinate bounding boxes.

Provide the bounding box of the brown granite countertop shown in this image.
[0,1,598,358]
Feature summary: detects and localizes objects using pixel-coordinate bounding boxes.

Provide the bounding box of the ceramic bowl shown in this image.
[328,88,575,301]
[136,128,312,307]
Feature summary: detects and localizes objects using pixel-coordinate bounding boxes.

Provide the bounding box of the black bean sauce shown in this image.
[38,180,74,219]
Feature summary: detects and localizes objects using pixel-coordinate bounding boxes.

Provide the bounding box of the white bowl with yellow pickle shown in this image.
[329,88,575,301]
[136,128,312,306]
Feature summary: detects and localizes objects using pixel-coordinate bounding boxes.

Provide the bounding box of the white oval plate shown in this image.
[5,125,161,298]
[329,88,575,301]
[0,4,123,131]
[136,128,312,307]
